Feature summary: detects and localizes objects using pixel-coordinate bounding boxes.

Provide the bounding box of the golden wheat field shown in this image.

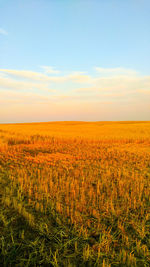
[0,121,150,266]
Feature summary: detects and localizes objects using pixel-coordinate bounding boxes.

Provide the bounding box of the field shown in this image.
[0,121,150,266]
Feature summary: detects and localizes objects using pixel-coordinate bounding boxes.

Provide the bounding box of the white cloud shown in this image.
[0,28,8,35]
[40,66,60,74]
[0,68,93,84]
[0,75,55,92]
[68,72,93,83]
[0,69,69,83]
[95,67,138,77]
[76,74,150,95]
[0,67,150,114]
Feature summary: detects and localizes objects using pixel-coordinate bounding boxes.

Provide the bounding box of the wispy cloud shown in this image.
[0,67,150,95]
[0,67,150,122]
[0,69,68,83]
[0,28,8,35]
[0,75,55,92]
[0,68,93,84]
[95,67,138,77]
[40,66,60,74]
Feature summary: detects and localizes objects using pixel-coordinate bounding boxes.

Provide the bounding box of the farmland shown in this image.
[0,121,150,266]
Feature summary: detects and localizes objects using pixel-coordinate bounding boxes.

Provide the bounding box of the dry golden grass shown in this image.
[0,121,150,266]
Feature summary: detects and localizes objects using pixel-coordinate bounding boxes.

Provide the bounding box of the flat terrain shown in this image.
[0,121,150,266]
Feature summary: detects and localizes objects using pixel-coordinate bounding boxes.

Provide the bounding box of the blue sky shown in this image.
[0,0,150,122]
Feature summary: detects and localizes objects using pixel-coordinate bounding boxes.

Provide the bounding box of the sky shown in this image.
[0,0,150,122]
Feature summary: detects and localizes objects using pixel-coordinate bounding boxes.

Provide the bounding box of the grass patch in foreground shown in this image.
[0,167,149,266]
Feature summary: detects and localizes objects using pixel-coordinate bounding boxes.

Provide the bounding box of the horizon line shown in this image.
[0,120,150,125]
